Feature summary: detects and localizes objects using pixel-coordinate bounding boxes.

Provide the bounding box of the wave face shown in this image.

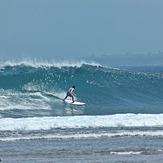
[0,62,163,118]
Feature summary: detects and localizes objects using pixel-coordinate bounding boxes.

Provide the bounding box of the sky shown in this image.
[0,0,163,61]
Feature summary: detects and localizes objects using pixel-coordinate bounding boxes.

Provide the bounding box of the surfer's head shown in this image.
[72,85,76,89]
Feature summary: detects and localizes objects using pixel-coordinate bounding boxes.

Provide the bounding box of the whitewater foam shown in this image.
[0,91,52,111]
[110,151,143,155]
[1,130,163,142]
[1,114,163,131]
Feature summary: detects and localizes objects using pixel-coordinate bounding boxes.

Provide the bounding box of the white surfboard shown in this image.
[64,99,85,105]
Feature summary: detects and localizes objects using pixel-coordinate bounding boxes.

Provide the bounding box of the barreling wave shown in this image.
[0,61,163,118]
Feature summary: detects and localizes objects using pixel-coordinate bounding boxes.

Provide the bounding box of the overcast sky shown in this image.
[0,0,163,60]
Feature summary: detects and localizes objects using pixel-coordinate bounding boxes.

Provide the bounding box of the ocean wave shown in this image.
[1,130,163,142]
[1,114,163,131]
[0,60,101,69]
[0,61,163,116]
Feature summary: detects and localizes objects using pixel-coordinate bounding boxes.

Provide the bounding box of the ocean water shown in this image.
[0,61,163,162]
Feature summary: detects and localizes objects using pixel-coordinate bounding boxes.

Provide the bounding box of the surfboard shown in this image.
[64,99,85,105]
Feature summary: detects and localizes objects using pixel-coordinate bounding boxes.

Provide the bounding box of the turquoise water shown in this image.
[0,62,163,118]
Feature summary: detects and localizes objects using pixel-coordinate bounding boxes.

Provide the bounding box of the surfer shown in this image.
[63,85,77,103]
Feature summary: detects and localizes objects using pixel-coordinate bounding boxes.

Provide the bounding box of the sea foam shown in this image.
[1,114,163,131]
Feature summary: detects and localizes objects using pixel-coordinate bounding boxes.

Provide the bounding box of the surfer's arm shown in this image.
[72,92,77,96]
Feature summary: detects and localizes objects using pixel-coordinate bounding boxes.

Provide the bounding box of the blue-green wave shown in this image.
[0,62,163,118]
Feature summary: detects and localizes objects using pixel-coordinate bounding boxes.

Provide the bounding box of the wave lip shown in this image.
[0,60,101,68]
